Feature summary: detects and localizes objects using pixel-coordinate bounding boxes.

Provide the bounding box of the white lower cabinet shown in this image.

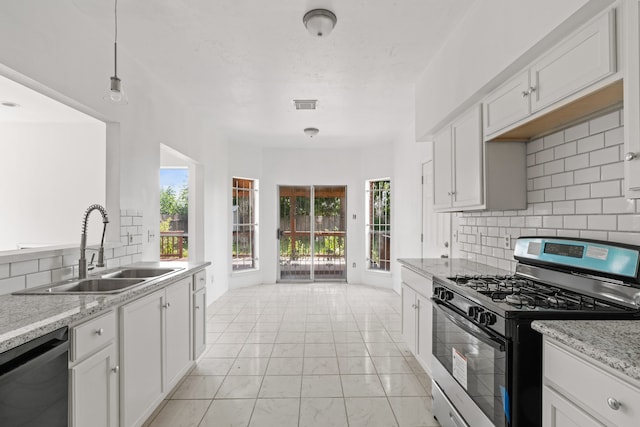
[542,338,640,427]
[120,277,193,427]
[69,311,119,427]
[401,266,433,375]
[192,270,207,359]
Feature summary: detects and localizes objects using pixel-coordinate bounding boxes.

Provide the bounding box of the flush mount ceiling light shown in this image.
[103,0,128,105]
[304,127,320,138]
[303,9,337,37]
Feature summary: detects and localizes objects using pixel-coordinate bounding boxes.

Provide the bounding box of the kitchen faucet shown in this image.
[79,204,109,279]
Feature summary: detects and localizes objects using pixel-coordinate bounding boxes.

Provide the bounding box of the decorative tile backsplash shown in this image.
[0,209,145,294]
[457,109,640,272]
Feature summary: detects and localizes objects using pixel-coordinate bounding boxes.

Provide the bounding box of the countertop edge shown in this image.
[532,319,640,384]
[0,261,210,353]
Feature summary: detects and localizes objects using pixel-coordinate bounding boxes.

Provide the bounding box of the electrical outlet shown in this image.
[352,262,356,268]
[504,235,511,249]
[352,214,356,220]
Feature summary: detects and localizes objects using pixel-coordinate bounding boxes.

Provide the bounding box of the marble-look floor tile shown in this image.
[305,322,333,332]
[225,322,256,332]
[379,374,428,396]
[344,397,398,427]
[303,357,340,375]
[388,396,439,427]
[365,342,403,357]
[238,343,274,358]
[372,356,414,374]
[249,398,300,427]
[301,375,343,397]
[171,375,224,399]
[361,330,393,343]
[199,399,255,427]
[142,400,168,427]
[216,376,263,398]
[266,357,304,375]
[245,331,277,343]
[299,398,348,427]
[333,331,364,342]
[340,374,385,397]
[338,357,376,374]
[258,375,302,398]
[228,358,269,376]
[271,343,304,358]
[252,322,281,332]
[305,331,334,343]
[335,342,369,357]
[147,399,210,427]
[204,343,243,358]
[190,358,234,376]
[304,343,337,357]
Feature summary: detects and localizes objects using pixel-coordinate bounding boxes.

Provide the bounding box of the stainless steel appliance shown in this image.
[0,327,69,426]
[431,237,640,427]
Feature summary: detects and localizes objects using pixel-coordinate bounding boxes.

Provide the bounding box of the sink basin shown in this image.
[101,267,181,279]
[13,278,145,295]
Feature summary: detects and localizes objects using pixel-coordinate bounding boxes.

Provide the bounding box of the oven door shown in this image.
[432,299,509,427]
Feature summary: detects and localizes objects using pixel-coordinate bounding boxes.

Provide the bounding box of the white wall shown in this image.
[0,122,106,250]
[415,0,597,139]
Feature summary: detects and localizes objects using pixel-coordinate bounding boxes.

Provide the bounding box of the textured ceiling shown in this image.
[80,0,475,147]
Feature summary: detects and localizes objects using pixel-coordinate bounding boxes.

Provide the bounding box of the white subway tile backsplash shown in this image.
[607,232,640,245]
[533,203,553,215]
[589,110,619,134]
[600,162,624,180]
[564,122,589,141]
[26,271,52,288]
[526,216,543,228]
[551,172,573,187]
[577,134,604,153]
[617,215,640,232]
[563,215,587,229]
[576,199,602,214]
[527,138,544,154]
[545,160,565,175]
[565,153,589,171]
[11,260,39,276]
[533,176,552,190]
[565,184,590,200]
[543,216,563,228]
[51,267,74,282]
[527,154,536,167]
[544,188,566,201]
[0,264,9,279]
[553,201,575,215]
[556,229,580,238]
[553,142,576,159]
[603,197,636,214]
[528,190,544,203]
[544,131,565,148]
[580,230,608,240]
[536,148,554,164]
[587,215,617,230]
[604,126,624,146]
[39,256,62,272]
[591,180,621,198]
[574,167,600,184]
[590,146,620,166]
[527,165,544,178]
[0,276,26,293]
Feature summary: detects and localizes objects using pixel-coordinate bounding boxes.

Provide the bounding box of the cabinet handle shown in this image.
[607,397,621,411]
[199,277,205,282]
[112,365,119,374]
[195,305,200,310]
[163,302,171,309]
[528,86,536,94]
[95,328,104,336]
[521,90,529,98]
[450,191,456,196]
[625,152,637,161]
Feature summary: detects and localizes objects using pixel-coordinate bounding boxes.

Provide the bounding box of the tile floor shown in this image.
[144,283,440,427]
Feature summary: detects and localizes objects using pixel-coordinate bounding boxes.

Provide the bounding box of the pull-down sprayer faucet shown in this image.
[79,204,109,279]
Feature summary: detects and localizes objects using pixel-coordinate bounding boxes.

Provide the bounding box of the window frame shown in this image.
[232,177,259,272]
[365,178,391,273]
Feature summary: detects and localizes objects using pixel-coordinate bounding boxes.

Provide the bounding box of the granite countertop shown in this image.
[398,258,511,279]
[0,261,210,353]
[532,320,640,383]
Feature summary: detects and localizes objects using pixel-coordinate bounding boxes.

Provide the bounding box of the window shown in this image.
[366,178,391,271]
[232,177,258,271]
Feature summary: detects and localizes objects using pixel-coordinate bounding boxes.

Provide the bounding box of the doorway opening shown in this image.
[278,186,347,282]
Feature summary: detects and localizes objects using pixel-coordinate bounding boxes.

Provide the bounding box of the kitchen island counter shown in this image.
[0,261,210,353]
[532,319,640,382]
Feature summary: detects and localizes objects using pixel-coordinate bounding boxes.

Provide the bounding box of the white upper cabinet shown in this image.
[433,126,453,211]
[451,106,484,208]
[484,8,617,139]
[483,71,531,136]
[624,0,640,198]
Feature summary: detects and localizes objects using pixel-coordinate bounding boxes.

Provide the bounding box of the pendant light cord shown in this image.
[113,0,118,77]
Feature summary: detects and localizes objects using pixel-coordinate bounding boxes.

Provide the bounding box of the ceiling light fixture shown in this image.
[104,0,127,105]
[293,99,318,110]
[1,101,20,108]
[303,9,337,37]
[304,127,320,138]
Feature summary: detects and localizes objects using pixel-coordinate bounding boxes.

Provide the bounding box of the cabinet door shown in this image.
[452,105,483,208]
[401,284,417,354]
[70,343,118,427]
[433,126,453,211]
[415,292,432,375]
[543,385,606,427]
[531,10,615,113]
[193,287,207,359]
[483,70,531,136]
[624,0,640,197]
[120,290,163,427]
[165,278,192,391]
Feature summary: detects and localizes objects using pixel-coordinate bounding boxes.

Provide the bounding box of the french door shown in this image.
[278,186,346,282]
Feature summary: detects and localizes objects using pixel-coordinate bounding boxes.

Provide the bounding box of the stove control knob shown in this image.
[479,312,497,326]
[467,306,482,319]
[433,287,442,298]
[444,290,454,301]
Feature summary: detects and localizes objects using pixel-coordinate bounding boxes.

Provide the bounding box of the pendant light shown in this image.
[104,0,128,104]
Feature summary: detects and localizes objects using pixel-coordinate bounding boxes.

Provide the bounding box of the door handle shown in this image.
[277,229,284,240]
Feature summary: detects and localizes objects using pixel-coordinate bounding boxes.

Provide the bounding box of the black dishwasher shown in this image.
[0,327,69,426]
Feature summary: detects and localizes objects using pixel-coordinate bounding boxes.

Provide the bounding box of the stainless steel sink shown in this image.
[100,267,181,279]
[13,278,145,295]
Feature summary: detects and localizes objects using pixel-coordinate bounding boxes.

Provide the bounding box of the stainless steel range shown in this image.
[430,237,640,427]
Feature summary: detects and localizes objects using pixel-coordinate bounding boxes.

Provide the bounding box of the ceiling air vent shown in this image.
[293,99,318,110]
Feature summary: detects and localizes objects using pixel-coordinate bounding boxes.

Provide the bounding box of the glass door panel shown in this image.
[279,186,312,281]
[313,186,346,280]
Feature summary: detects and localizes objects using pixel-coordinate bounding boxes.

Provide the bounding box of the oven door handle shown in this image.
[431,298,506,352]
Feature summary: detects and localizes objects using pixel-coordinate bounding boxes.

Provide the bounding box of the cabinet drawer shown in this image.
[193,270,206,291]
[401,267,432,296]
[544,340,640,426]
[72,311,117,362]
